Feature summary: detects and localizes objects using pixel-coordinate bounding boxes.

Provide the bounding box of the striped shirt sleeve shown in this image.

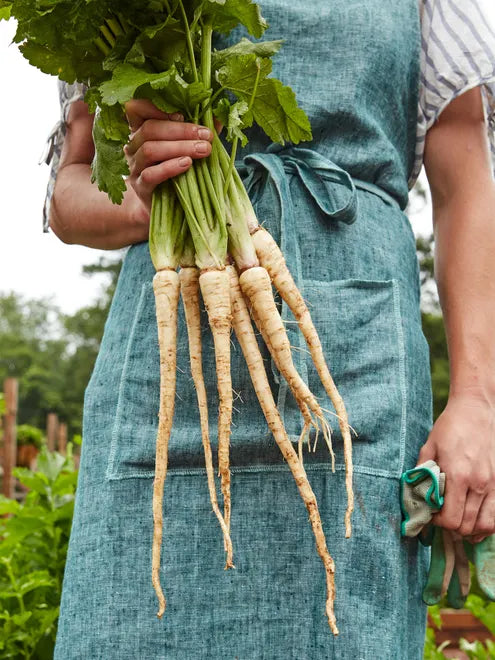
[411,0,495,187]
[42,80,87,232]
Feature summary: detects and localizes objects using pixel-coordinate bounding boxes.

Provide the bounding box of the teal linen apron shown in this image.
[55,1,433,658]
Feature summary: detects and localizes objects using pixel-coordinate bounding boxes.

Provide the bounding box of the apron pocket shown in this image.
[106,277,408,481]
[106,279,282,481]
[297,278,407,478]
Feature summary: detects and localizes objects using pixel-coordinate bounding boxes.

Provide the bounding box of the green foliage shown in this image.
[465,595,495,636]
[214,97,250,146]
[423,627,451,660]
[459,638,495,659]
[0,256,122,436]
[425,595,495,659]
[216,53,312,144]
[16,425,45,449]
[0,4,10,21]
[91,106,130,204]
[199,0,268,38]
[7,0,311,202]
[428,604,443,629]
[422,313,449,420]
[212,37,282,68]
[415,232,449,421]
[0,448,78,659]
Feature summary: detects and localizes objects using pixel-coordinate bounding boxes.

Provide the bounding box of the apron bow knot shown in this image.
[238,144,359,226]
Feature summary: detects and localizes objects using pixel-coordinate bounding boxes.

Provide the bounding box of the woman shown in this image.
[46,1,495,657]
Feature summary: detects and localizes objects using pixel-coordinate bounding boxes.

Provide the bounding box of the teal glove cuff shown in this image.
[400,460,445,537]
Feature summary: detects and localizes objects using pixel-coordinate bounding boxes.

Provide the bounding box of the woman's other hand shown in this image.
[418,393,495,543]
[124,99,214,214]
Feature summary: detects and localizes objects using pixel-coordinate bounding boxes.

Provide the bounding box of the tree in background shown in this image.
[0,255,122,438]
[408,178,449,422]
[60,256,122,435]
[416,232,449,421]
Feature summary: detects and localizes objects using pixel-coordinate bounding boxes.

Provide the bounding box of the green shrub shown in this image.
[0,447,77,659]
[16,425,45,449]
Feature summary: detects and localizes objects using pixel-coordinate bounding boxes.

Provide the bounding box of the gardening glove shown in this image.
[422,527,471,608]
[400,460,471,608]
[472,535,495,601]
[400,459,445,538]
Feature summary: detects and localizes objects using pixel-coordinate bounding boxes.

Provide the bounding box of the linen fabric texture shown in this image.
[57,0,435,658]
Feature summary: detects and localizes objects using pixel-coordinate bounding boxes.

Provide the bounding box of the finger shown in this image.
[432,477,467,531]
[472,492,495,538]
[127,120,212,155]
[125,99,183,132]
[131,139,212,174]
[457,490,485,537]
[470,534,489,544]
[133,156,193,195]
[417,442,436,466]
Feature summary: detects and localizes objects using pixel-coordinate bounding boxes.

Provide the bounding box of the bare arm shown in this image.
[49,99,213,249]
[49,100,149,248]
[419,87,495,541]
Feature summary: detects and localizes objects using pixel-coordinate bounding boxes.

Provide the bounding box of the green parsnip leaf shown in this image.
[84,86,102,114]
[100,62,210,116]
[99,104,130,142]
[19,42,78,82]
[150,75,211,117]
[103,33,138,72]
[126,16,188,72]
[0,2,11,21]
[213,97,231,126]
[201,0,268,38]
[214,99,250,146]
[217,54,312,144]
[212,37,282,68]
[256,77,312,144]
[100,63,171,105]
[91,108,129,204]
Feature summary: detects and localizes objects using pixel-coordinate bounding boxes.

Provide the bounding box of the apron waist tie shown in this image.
[236,144,400,228]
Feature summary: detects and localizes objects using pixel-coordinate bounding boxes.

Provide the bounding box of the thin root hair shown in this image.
[289,344,311,356]
[232,388,244,404]
[319,406,358,437]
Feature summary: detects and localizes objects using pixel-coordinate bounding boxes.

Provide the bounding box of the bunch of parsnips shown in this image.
[2,0,354,634]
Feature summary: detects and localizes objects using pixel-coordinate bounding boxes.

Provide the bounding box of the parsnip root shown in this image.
[180,267,234,568]
[253,227,354,538]
[199,269,233,543]
[152,269,180,618]
[228,265,338,635]
[240,267,334,463]
[250,301,316,457]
